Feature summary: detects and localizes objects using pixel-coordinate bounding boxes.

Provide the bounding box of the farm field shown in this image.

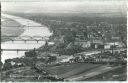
[45,63,125,81]
[45,63,102,78]
[1,67,51,82]
[83,65,127,81]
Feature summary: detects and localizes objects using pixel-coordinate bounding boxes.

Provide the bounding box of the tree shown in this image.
[0,61,3,71]
[117,24,127,47]
[25,50,37,57]
[90,22,111,42]
[65,43,83,55]
[47,56,57,63]
[63,31,75,44]
[2,62,12,71]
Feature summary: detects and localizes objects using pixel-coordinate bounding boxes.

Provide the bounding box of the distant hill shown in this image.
[2,11,126,17]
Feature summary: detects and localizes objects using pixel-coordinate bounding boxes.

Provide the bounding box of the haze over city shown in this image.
[2,1,126,14]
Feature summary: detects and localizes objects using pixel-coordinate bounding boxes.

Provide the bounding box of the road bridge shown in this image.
[1,35,49,38]
[2,25,44,27]
[1,49,35,51]
[0,48,44,54]
[1,35,49,43]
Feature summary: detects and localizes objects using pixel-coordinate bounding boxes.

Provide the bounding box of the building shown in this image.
[105,42,124,48]
[74,40,91,48]
[89,39,103,49]
[104,44,111,49]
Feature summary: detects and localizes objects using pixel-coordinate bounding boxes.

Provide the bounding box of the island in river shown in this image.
[1,17,24,42]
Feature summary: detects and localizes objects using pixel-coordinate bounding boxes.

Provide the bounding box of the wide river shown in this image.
[1,14,53,63]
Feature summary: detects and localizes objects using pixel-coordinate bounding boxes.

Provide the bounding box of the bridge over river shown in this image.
[1,35,49,43]
[1,14,53,63]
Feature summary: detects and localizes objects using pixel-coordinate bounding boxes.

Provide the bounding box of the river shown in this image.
[1,14,53,63]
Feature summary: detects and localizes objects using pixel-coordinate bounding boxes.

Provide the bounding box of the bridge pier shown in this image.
[11,40,14,43]
[24,40,27,43]
[1,49,3,54]
[36,40,39,43]
[30,37,33,39]
[33,48,36,51]
[16,49,19,54]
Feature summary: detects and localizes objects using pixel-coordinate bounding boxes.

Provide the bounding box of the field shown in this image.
[44,63,126,81]
[84,65,127,81]
[1,67,51,82]
[45,63,102,78]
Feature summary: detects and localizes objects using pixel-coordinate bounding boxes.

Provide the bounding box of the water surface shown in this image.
[1,14,52,63]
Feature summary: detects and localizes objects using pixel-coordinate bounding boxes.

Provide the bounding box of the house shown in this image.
[104,44,111,49]
[10,61,24,66]
[54,35,65,43]
[74,40,91,48]
[89,39,103,49]
[105,42,124,48]
[60,55,74,63]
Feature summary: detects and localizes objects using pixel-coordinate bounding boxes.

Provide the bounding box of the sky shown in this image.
[1,1,127,14]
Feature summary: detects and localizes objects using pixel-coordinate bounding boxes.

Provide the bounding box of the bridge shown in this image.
[0,48,46,51]
[0,48,45,54]
[2,25,44,27]
[1,49,32,52]
[1,35,50,43]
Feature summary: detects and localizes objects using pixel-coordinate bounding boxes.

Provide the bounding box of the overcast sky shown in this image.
[1,1,126,13]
